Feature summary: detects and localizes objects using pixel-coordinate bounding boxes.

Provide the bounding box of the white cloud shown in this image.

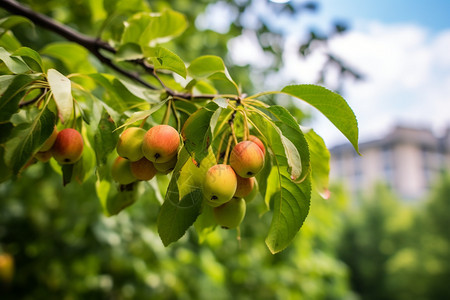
[287,22,450,147]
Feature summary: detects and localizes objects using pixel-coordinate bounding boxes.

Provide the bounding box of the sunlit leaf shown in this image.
[115,98,168,130]
[143,46,186,78]
[304,128,330,199]
[0,47,30,73]
[267,105,311,182]
[281,84,359,154]
[13,47,43,72]
[47,69,73,123]
[122,10,187,47]
[187,55,239,94]
[41,42,96,73]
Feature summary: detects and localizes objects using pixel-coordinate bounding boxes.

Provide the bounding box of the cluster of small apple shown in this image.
[204,136,265,229]
[111,125,180,184]
[34,128,84,165]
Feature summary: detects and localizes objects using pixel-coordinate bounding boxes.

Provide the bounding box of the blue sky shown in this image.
[321,0,450,32]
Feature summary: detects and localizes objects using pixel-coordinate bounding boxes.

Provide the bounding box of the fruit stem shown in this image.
[230,123,238,145]
[162,99,172,125]
[223,135,233,165]
[215,130,228,163]
[240,109,250,141]
[171,101,181,132]
[236,227,242,248]
[139,116,148,128]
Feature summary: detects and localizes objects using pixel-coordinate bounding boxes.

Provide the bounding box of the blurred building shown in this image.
[329,125,450,200]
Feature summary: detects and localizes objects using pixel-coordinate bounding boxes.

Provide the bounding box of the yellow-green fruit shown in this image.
[111,156,137,185]
[35,150,53,162]
[229,141,264,178]
[244,178,258,202]
[248,135,266,155]
[52,128,84,164]
[203,164,237,207]
[142,125,180,163]
[214,197,246,229]
[154,155,177,174]
[234,175,254,198]
[39,126,58,152]
[130,157,157,181]
[116,127,146,162]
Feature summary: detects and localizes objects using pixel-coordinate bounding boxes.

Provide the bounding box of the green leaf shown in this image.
[0,31,21,52]
[249,111,311,253]
[194,204,216,243]
[187,55,239,94]
[157,148,202,246]
[106,184,138,216]
[249,109,302,181]
[47,69,73,123]
[122,10,187,47]
[0,122,13,144]
[0,16,34,38]
[143,46,186,78]
[181,102,220,162]
[41,42,96,73]
[103,0,149,14]
[13,47,43,72]
[0,74,37,123]
[88,73,153,113]
[117,79,160,104]
[265,174,311,254]
[96,179,111,214]
[304,128,330,199]
[158,189,203,246]
[280,84,359,153]
[0,146,12,183]
[0,75,15,94]
[115,43,143,61]
[187,55,227,79]
[4,107,56,175]
[0,47,30,73]
[116,98,168,131]
[94,110,118,167]
[62,164,74,186]
[267,105,311,182]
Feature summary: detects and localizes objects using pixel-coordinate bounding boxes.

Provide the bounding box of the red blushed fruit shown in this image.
[234,175,255,198]
[229,141,265,178]
[142,125,180,163]
[248,135,265,155]
[52,128,84,164]
[130,157,157,181]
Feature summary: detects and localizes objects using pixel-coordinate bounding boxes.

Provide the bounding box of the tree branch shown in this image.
[0,0,218,100]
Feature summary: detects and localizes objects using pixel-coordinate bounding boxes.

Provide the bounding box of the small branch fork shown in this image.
[0,0,214,100]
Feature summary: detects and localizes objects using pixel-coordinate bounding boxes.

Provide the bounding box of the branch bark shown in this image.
[0,0,217,100]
